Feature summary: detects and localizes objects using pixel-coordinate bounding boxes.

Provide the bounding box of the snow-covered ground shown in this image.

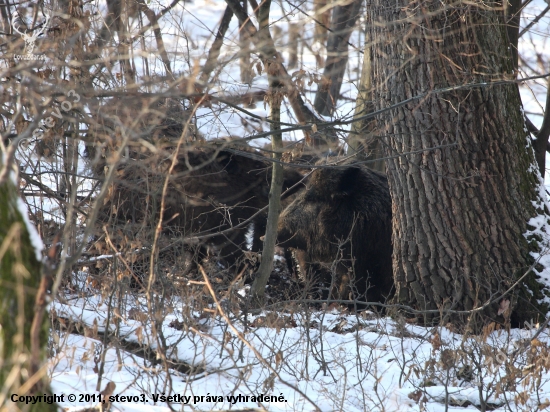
[49,276,550,412]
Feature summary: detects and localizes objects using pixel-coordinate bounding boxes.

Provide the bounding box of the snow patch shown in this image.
[524,136,550,305]
[16,197,44,262]
[9,163,44,262]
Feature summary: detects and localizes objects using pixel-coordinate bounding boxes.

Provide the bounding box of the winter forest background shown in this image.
[1,0,550,410]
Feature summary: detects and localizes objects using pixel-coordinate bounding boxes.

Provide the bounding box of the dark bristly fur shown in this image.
[277,161,393,304]
[101,146,304,268]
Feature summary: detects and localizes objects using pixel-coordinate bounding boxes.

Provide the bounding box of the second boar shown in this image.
[277,162,393,304]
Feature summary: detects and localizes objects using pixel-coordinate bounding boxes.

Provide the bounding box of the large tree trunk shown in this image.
[367,0,549,328]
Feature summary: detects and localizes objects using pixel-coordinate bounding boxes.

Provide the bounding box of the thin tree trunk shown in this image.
[200,5,234,83]
[504,0,550,180]
[287,23,299,69]
[368,0,549,328]
[0,0,11,35]
[105,0,134,82]
[226,0,339,149]
[348,32,385,172]
[505,0,521,72]
[250,98,283,304]
[312,0,331,67]
[249,0,284,305]
[313,0,361,116]
[239,0,252,84]
[137,0,173,77]
[313,0,331,47]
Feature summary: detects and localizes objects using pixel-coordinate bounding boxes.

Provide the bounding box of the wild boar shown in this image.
[277,162,393,304]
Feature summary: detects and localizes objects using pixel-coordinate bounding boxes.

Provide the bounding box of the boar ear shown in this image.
[337,167,360,196]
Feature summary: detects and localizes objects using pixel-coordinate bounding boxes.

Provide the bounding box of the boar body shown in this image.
[102,147,304,268]
[277,163,393,304]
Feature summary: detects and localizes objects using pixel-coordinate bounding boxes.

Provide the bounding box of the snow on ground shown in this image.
[49,281,550,412]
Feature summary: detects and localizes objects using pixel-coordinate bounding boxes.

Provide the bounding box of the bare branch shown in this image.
[225,0,339,147]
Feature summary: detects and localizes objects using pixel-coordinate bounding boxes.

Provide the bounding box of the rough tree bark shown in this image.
[0,159,56,411]
[367,0,549,328]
